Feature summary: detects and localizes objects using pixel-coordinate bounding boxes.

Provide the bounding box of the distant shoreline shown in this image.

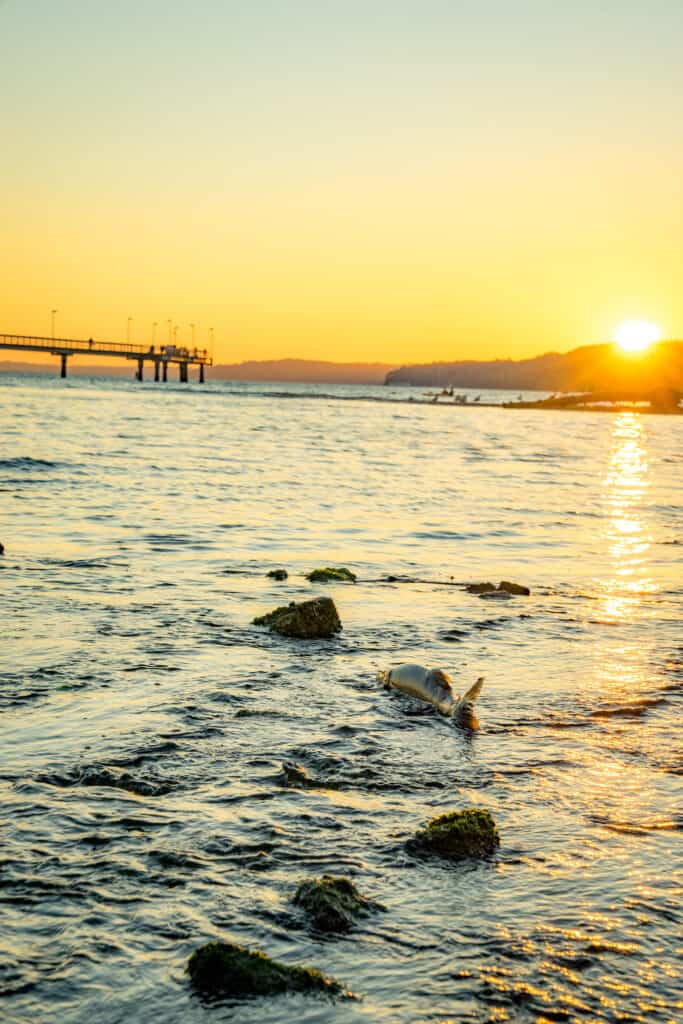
[2,369,680,415]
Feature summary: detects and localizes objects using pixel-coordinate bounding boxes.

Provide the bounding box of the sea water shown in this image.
[1,374,681,1023]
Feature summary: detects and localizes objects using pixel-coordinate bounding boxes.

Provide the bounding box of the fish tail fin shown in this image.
[452,677,484,729]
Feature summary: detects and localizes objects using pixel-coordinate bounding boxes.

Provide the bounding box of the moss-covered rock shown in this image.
[293,875,383,933]
[267,569,288,581]
[413,808,500,860]
[498,580,530,596]
[306,567,357,583]
[466,581,496,594]
[187,941,347,998]
[253,597,342,639]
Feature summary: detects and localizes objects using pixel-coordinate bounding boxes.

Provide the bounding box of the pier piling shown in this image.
[60,354,68,378]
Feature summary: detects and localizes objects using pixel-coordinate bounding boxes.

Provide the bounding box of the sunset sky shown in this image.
[3,1,682,365]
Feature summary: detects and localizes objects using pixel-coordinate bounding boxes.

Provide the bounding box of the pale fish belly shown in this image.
[387,664,455,715]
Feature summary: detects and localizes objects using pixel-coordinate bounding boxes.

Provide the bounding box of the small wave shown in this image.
[590,697,667,719]
[0,456,56,470]
[37,764,177,797]
[39,557,127,570]
[589,813,681,835]
[144,533,195,546]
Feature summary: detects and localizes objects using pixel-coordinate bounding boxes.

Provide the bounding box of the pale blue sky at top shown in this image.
[2,1,682,362]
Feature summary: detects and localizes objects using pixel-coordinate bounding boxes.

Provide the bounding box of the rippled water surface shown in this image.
[1,375,681,1024]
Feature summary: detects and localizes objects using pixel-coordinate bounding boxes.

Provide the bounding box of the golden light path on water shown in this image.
[599,411,654,627]
[583,412,671,838]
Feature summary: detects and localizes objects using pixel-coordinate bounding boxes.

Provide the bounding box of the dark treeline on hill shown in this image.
[385,342,683,393]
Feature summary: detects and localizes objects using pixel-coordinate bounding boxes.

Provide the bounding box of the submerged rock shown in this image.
[306,567,357,583]
[187,941,347,998]
[498,580,531,596]
[253,597,342,639]
[267,569,288,581]
[466,581,496,594]
[0,541,4,555]
[413,808,500,860]
[278,761,315,788]
[479,590,512,601]
[293,875,383,933]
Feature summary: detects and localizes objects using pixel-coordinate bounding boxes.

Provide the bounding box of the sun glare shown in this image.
[613,320,662,354]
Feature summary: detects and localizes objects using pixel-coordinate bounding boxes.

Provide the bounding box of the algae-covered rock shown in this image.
[466,581,496,594]
[187,941,347,998]
[253,597,342,639]
[498,580,530,596]
[413,808,500,860]
[306,567,357,583]
[293,875,383,933]
[267,569,288,581]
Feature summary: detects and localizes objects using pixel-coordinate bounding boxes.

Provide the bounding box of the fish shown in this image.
[377,663,484,728]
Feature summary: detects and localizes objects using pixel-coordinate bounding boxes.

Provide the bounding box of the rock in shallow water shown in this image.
[306,566,357,583]
[412,808,500,860]
[293,874,383,932]
[267,568,288,580]
[187,941,348,998]
[498,580,531,595]
[278,761,315,788]
[253,596,342,639]
[467,580,531,596]
[466,581,496,593]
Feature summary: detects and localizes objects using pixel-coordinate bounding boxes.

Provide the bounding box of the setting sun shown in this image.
[613,320,662,354]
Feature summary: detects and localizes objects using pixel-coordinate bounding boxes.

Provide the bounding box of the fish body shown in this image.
[378,663,484,728]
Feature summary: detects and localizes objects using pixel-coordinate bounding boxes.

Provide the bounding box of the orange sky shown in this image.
[3,3,682,365]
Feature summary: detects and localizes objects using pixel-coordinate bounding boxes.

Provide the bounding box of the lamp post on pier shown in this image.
[127,317,133,345]
[152,322,158,347]
[51,309,58,339]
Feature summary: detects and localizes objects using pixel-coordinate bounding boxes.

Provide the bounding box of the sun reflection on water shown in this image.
[581,412,660,828]
[598,412,655,624]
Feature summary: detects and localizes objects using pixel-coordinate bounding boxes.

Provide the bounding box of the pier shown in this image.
[0,333,212,382]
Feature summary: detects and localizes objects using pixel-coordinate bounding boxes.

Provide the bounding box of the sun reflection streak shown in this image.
[598,413,655,624]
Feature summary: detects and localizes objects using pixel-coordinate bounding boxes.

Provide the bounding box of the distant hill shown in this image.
[0,357,397,385]
[209,359,397,384]
[385,342,683,392]
[0,359,131,377]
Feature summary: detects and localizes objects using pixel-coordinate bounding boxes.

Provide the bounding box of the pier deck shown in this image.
[0,333,212,382]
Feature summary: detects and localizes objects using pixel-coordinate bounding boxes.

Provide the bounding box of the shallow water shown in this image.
[1,374,681,1024]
